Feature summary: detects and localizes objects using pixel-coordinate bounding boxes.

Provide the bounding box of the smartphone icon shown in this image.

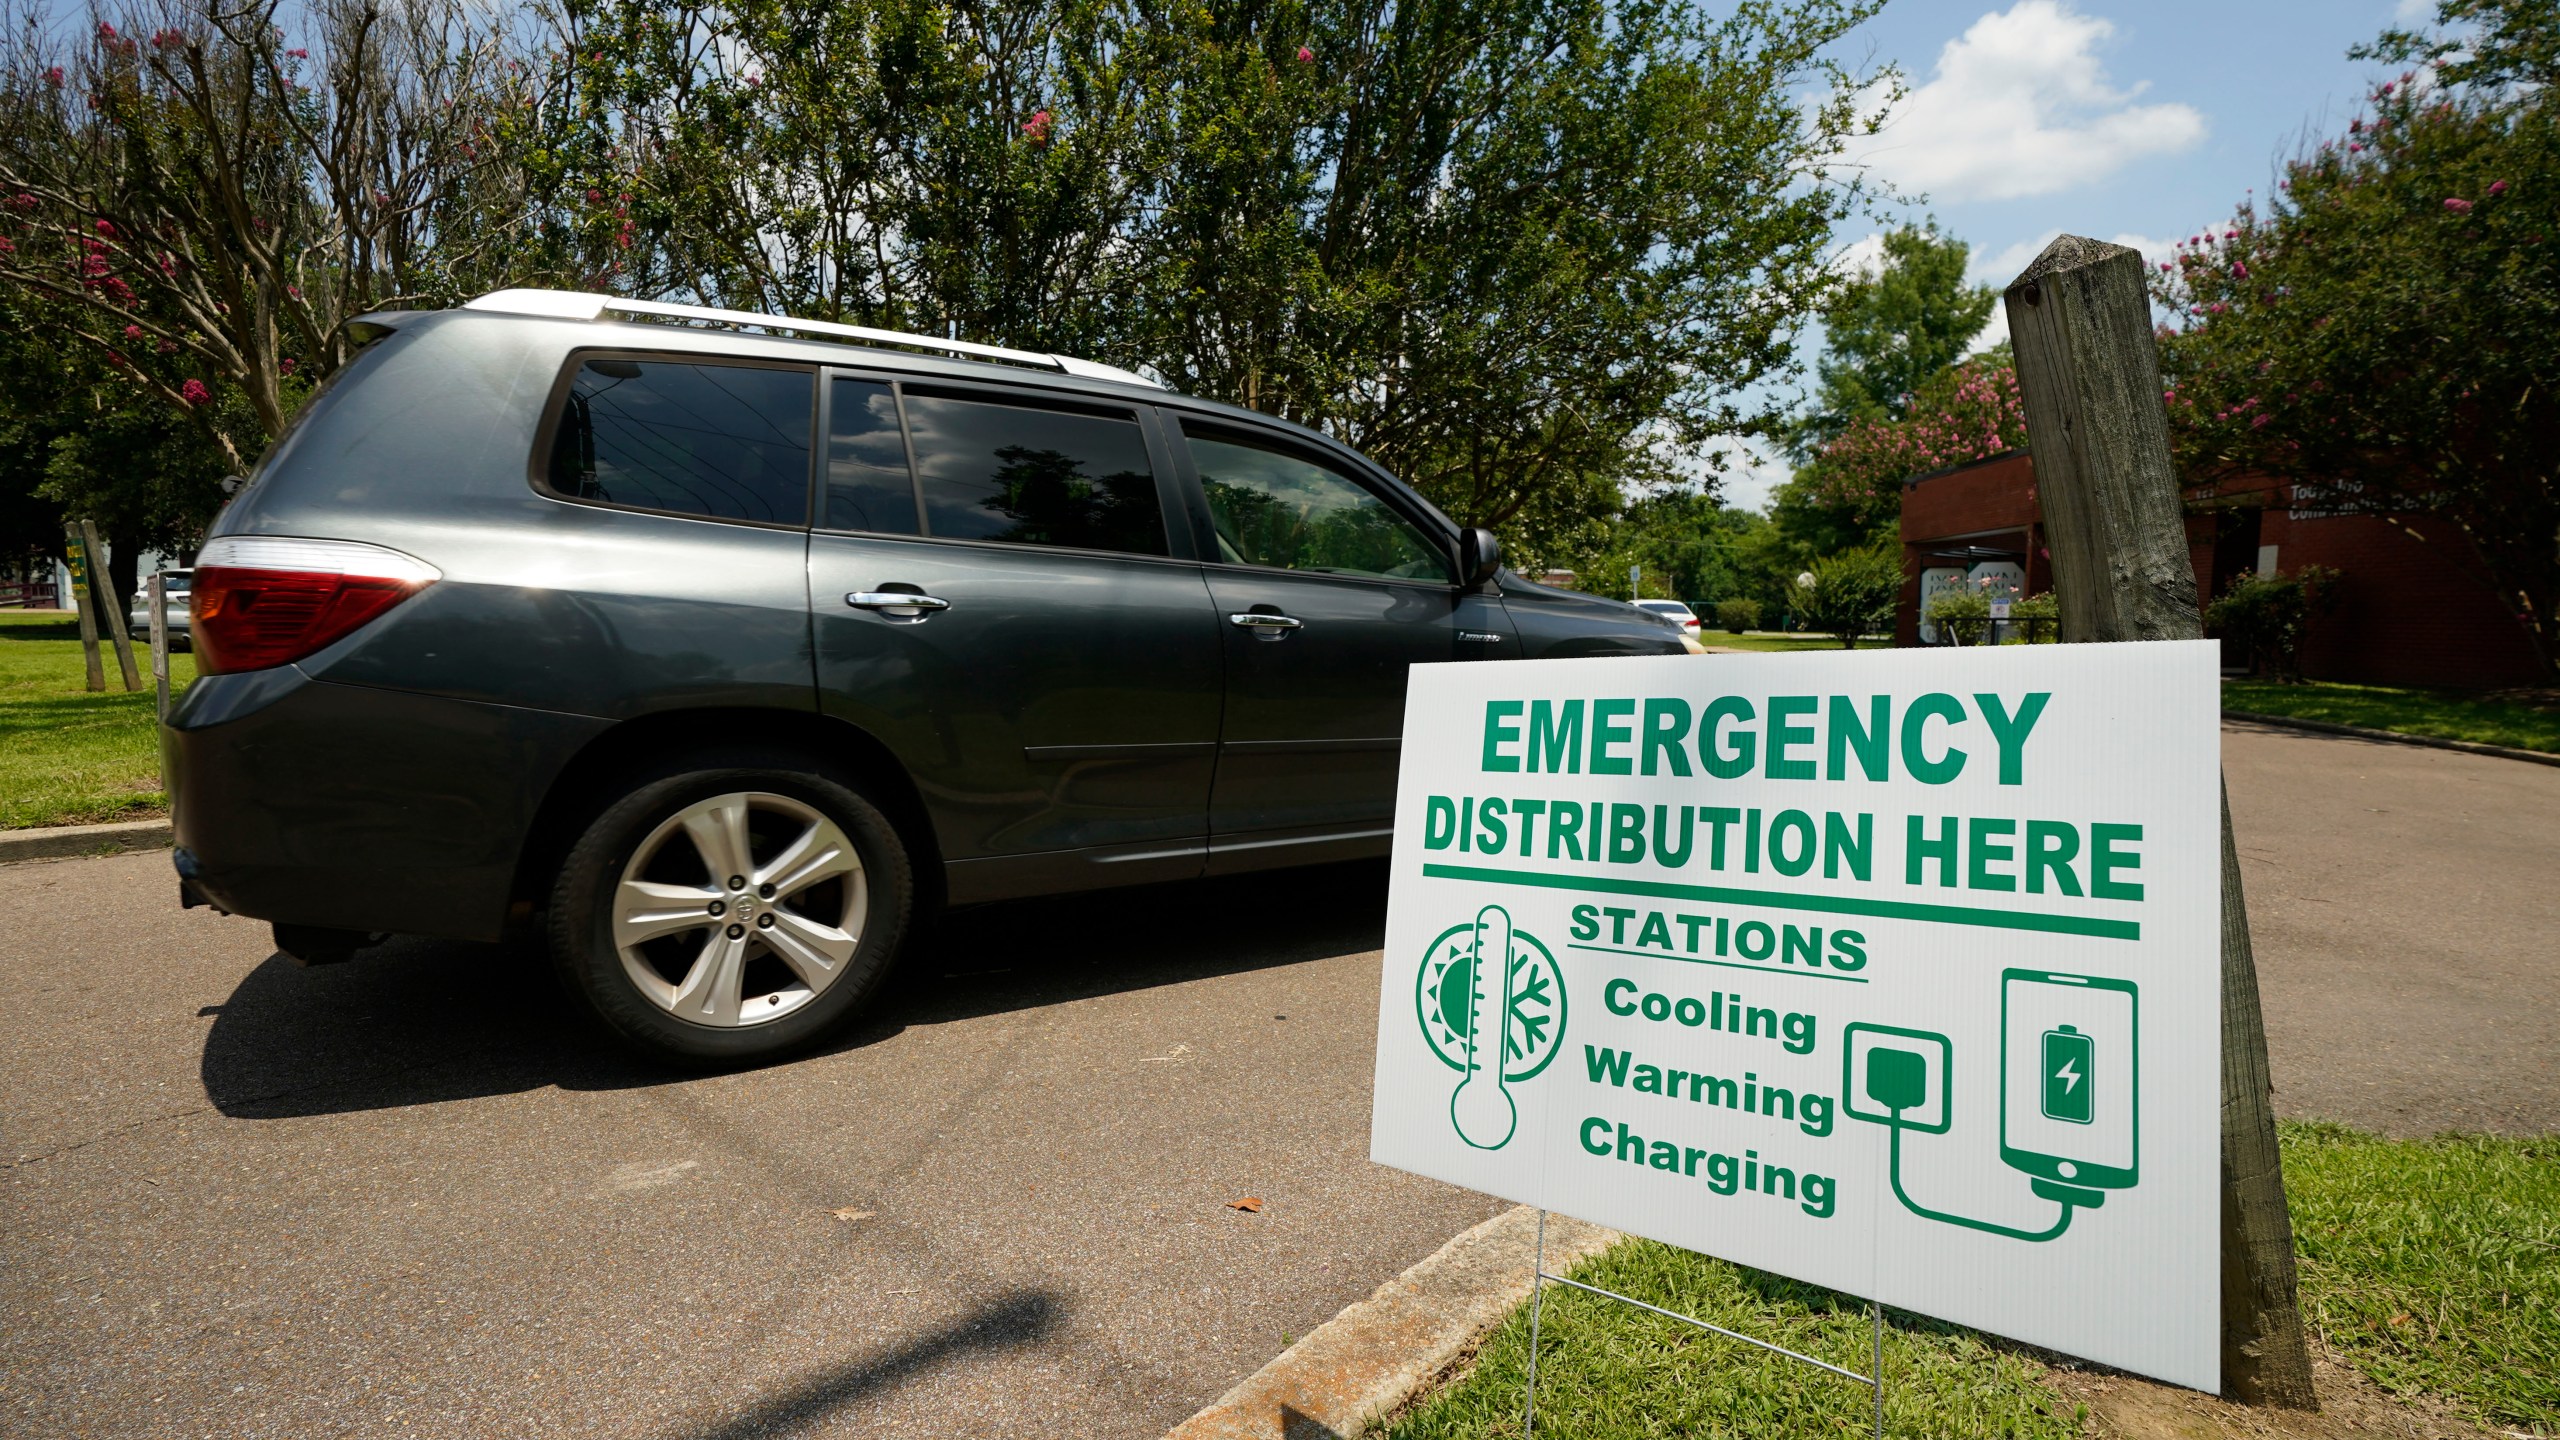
[2001,969,2137,1191]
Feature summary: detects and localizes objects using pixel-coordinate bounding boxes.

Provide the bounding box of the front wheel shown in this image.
[549,761,913,1067]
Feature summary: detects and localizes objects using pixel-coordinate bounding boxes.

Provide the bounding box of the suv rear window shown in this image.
[547,359,813,525]
[902,391,1167,556]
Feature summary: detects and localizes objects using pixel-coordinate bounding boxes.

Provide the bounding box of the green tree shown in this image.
[2154,4,2560,675]
[559,0,1895,565]
[1789,221,1995,458]
[1581,489,1765,602]
[0,292,231,613]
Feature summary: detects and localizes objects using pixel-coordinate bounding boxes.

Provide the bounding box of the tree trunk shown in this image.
[2003,234,2319,1409]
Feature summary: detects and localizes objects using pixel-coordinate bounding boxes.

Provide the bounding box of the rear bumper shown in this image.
[162,669,608,941]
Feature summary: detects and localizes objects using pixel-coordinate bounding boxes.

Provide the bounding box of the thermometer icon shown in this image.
[1449,904,1520,1150]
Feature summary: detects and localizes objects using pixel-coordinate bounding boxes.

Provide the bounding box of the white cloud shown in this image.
[1829,232,1891,281]
[1850,2,2208,204]
[1962,228,2179,352]
[2394,0,2433,20]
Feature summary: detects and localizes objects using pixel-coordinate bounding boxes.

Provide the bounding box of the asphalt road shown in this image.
[0,856,1507,1439]
[3,722,2551,1437]
[2224,720,2560,1137]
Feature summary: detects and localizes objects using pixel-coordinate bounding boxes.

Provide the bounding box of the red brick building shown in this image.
[1895,450,2545,687]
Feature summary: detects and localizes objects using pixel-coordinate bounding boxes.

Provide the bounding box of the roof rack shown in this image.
[462,288,1164,390]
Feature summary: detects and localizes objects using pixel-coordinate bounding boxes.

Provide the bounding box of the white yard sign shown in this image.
[1370,641,2223,1391]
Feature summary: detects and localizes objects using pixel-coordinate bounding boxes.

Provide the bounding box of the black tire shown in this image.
[548,750,914,1068]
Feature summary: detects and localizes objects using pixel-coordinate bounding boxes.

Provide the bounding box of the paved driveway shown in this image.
[2,722,2550,1437]
[2225,720,2560,1136]
[0,855,1503,1439]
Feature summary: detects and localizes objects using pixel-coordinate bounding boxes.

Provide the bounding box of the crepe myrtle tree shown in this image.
[0,0,567,467]
[2151,22,2560,675]
[1774,354,2026,551]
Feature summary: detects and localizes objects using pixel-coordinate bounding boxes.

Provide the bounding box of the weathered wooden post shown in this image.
[78,517,143,693]
[62,522,105,693]
[2003,235,2318,1408]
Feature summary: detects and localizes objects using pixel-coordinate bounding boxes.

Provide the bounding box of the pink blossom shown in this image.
[287,47,308,59]
[123,324,141,339]
[2489,180,2508,196]
[1296,46,1313,62]
[2445,197,2473,213]
[180,379,210,405]
[2231,261,2247,279]
[96,21,116,39]
[94,218,115,236]
[281,357,296,375]
[44,65,62,86]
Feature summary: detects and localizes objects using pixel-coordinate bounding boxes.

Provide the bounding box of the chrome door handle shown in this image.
[1228,612,1303,630]
[847,591,950,614]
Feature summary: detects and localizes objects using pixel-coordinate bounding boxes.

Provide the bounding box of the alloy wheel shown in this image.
[611,791,869,1027]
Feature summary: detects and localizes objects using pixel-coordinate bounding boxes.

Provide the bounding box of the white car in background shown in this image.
[1632,599,1708,653]
[130,568,192,650]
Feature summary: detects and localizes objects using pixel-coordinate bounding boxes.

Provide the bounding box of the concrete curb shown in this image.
[1168,1205,1619,1440]
[2222,709,2560,768]
[0,817,173,864]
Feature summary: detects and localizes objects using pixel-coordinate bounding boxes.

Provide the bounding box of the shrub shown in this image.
[2005,591,2060,643]
[1714,597,1762,633]
[1925,586,1993,645]
[2204,565,2343,681]
[1796,545,1900,648]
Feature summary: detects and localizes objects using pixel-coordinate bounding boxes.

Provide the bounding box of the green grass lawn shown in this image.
[2282,1122,2557,1431]
[1377,1124,2557,1438]
[0,609,192,830]
[2223,677,2560,754]
[1700,631,1891,654]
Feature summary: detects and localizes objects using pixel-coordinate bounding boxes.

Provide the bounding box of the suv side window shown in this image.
[824,377,919,534]
[902,389,1168,556]
[546,358,814,525]
[1186,430,1450,582]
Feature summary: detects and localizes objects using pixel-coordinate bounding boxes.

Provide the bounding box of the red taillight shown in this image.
[190,537,440,675]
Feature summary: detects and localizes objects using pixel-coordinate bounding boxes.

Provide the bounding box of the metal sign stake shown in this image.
[1519,1209,1887,1438]
[148,572,170,720]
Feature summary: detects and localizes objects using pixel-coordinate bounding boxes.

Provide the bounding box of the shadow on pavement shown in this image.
[201,858,1389,1119]
[670,1290,1062,1440]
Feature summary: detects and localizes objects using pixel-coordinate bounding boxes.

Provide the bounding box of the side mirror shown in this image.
[1459,527,1502,588]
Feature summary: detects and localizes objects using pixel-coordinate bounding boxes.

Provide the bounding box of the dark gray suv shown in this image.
[165,289,1680,1064]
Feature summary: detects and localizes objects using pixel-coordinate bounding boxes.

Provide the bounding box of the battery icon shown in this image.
[2042,1025,2095,1124]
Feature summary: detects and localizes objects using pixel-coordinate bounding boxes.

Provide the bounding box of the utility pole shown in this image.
[2004,234,2318,1408]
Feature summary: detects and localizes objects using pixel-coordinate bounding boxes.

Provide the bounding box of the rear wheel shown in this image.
[550,759,912,1066]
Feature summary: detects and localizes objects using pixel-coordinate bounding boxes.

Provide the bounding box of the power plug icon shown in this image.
[1866,1045,1928,1111]
[1842,1021,2086,1243]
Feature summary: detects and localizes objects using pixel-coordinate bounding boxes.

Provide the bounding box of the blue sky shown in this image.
[1717,0,2436,508]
